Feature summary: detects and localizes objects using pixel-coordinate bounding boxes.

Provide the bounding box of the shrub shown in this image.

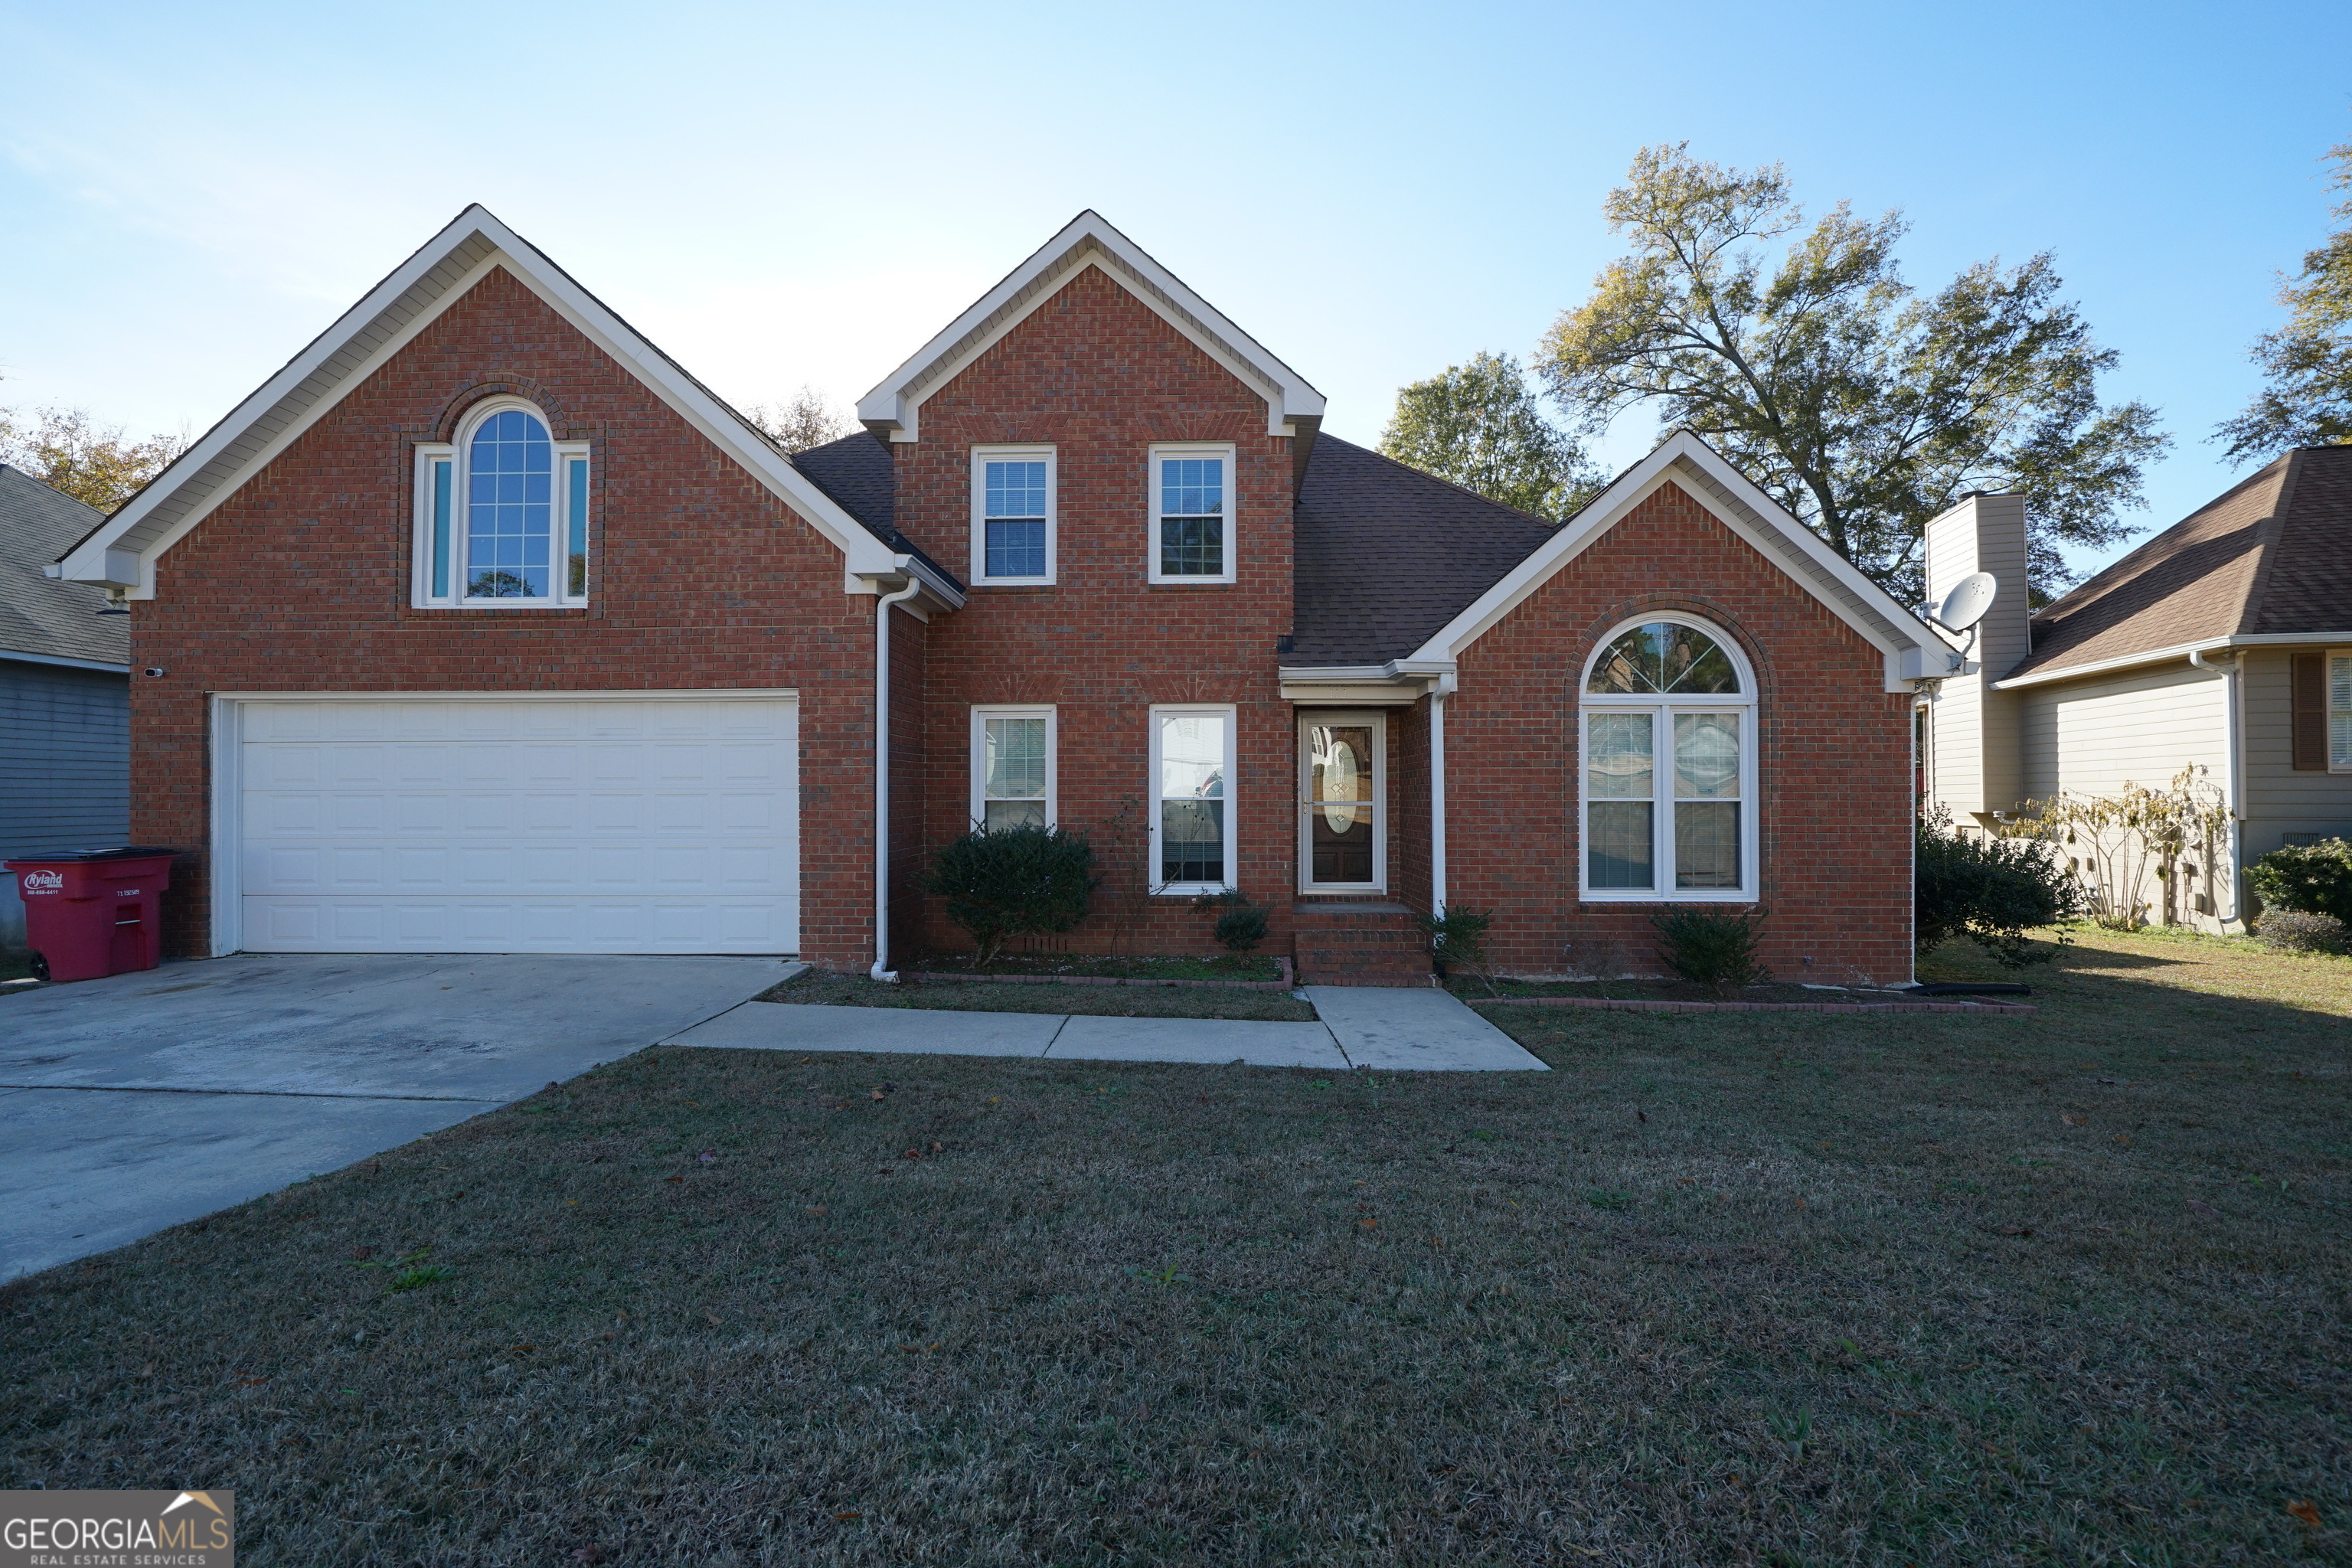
[2253,909,2349,956]
[1916,807,2082,967]
[1649,906,1771,988]
[1192,890,1270,952]
[1417,908,1494,989]
[926,824,1098,967]
[2248,838,2352,925]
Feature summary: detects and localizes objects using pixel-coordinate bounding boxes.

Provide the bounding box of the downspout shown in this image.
[1429,671,1455,916]
[2188,647,2244,927]
[870,577,924,981]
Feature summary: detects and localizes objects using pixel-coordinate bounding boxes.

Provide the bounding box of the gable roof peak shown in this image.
[854,211,1325,443]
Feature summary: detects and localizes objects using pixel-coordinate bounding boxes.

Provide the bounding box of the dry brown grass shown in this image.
[3,927,2346,1566]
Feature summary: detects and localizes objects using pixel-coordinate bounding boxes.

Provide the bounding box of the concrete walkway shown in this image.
[0,952,792,1279]
[664,984,1549,1073]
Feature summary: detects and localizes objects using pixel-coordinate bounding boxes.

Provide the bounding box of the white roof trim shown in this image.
[1403,431,1958,693]
[0,647,131,675]
[855,211,1325,443]
[1991,630,2352,690]
[57,204,909,597]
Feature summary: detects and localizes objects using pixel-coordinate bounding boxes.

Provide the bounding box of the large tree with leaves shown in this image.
[1537,145,2167,599]
[1380,351,1602,518]
[2217,141,2352,462]
[0,402,188,514]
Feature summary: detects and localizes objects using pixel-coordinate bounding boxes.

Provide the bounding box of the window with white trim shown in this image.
[972,706,1056,830]
[1147,443,1236,583]
[1579,618,1756,900]
[971,446,1054,584]
[413,400,589,607]
[1150,705,1236,892]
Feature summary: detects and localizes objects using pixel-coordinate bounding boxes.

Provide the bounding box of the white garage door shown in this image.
[232,695,798,955]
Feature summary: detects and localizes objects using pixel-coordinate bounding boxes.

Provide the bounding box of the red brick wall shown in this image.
[1445,479,1916,985]
[129,266,882,965]
[893,266,1302,956]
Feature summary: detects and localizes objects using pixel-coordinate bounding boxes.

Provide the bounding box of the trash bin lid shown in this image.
[11,846,180,863]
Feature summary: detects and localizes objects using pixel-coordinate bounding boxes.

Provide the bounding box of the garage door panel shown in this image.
[237,697,797,955]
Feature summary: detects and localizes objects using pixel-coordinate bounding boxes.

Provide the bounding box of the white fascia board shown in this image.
[1403,432,1956,693]
[849,553,967,613]
[855,211,1325,442]
[60,205,902,596]
[1991,630,2352,690]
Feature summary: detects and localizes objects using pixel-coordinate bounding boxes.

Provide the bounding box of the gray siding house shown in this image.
[1923,445,2352,931]
[2,465,129,949]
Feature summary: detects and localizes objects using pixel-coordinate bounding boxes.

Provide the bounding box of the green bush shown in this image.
[1192,890,1270,952]
[1649,906,1771,988]
[1416,907,1494,985]
[2248,838,2352,925]
[1915,808,2082,967]
[926,825,1098,967]
[2253,909,2348,956]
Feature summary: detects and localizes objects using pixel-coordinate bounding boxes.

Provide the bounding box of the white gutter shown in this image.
[2189,647,2246,923]
[1993,631,2352,691]
[1429,672,1455,914]
[869,577,925,981]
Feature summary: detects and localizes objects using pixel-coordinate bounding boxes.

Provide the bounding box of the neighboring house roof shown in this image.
[1288,436,1560,664]
[2006,444,2352,683]
[0,466,126,670]
[854,211,1325,444]
[54,205,959,609]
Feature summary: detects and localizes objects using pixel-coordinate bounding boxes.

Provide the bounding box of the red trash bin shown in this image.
[5,847,178,983]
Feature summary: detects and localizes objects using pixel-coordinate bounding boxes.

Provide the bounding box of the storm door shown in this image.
[1298,713,1385,891]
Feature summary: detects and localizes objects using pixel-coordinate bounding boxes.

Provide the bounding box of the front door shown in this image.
[1298,712,1383,891]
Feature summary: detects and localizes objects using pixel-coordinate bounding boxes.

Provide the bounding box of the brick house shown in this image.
[56,207,1955,984]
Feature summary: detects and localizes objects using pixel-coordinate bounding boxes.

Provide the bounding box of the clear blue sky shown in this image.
[3,0,2344,581]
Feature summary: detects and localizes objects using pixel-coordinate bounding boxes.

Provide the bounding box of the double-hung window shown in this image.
[1579,618,1756,900]
[1147,443,1236,584]
[1151,705,1236,892]
[971,447,1054,585]
[972,707,1056,830]
[413,399,590,607]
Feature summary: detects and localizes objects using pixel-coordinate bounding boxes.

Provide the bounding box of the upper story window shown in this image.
[971,447,1054,585]
[1148,443,1236,584]
[1579,617,1756,901]
[413,400,589,608]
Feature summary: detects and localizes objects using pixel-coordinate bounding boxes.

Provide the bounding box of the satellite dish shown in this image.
[1934,572,1998,633]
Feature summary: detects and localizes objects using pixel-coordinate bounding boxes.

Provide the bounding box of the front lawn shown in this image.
[3,927,2345,1565]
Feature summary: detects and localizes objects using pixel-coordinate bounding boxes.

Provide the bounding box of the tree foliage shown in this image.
[1537,144,2167,599]
[0,403,188,514]
[2217,142,2352,462]
[747,384,853,453]
[1379,351,1601,518]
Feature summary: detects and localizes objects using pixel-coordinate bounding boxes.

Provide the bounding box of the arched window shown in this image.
[1579,617,1756,899]
[413,400,590,607]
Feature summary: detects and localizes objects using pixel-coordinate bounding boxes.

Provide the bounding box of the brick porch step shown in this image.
[1292,900,1432,988]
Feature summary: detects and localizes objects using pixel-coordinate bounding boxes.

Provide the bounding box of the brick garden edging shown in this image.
[1462,995,2035,1015]
[905,956,1295,993]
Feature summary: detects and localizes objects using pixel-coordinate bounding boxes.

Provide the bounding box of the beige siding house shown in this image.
[1922,446,2352,931]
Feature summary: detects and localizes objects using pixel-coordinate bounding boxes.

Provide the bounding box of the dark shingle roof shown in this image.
[2008,444,2352,680]
[789,432,961,590]
[1287,435,1560,665]
[0,466,125,668]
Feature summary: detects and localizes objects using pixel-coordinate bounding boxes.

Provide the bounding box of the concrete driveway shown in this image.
[0,952,793,1280]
